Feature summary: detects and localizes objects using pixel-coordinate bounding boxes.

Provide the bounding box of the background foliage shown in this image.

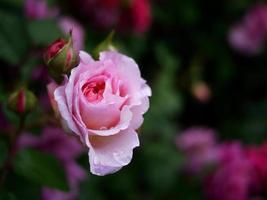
[0,0,266,199]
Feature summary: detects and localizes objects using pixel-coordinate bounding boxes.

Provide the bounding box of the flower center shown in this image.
[82,80,106,103]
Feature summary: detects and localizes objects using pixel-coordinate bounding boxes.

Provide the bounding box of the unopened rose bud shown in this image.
[93,31,117,59]
[7,88,37,116]
[43,35,79,83]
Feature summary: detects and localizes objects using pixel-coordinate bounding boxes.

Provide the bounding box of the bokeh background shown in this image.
[0,0,267,199]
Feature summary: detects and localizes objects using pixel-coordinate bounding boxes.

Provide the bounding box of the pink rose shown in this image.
[49,50,151,175]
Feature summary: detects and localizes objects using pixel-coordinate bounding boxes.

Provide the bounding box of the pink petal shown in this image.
[88,129,139,175]
[99,51,142,102]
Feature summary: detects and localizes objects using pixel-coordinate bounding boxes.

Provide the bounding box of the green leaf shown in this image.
[13,149,69,191]
[0,0,23,8]
[20,58,39,82]
[0,192,16,200]
[27,20,63,46]
[0,141,8,168]
[0,10,29,65]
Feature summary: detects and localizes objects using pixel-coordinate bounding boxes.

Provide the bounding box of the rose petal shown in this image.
[87,105,133,136]
[88,129,139,176]
[54,81,79,135]
[79,51,94,64]
[99,51,142,101]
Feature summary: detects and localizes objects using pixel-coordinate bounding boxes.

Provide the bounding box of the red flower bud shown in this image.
[44,39,67,64]
[7,87,37,116]
[43,35,79,83]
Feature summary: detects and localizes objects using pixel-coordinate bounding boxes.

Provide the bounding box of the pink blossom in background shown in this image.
[177,128,267,199]
[205,143,251,200]
[24,0,58,20]
[71,0,151,33]
[58,17,85,51]
[94,0,120,29]
[246,143,267,194]
[18,127,86,200]
[48,50,151,175]
[72,0,120,29]
[129,0,151,33]
[176,127,219,173]
[229,3,267,55]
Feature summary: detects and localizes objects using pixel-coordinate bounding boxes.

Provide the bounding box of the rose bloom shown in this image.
[48,50,151,175]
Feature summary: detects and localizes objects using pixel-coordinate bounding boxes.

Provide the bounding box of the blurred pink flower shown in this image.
[129,0,151,33]
[205,143,251,200]
[176,127,219,173]
[71,0,151,33]
[229,3,267,55]
[246,143,267,194]
[58,17,85,51]
[72,0,119,29]
[18,126,86,200]
[24,0,58,20]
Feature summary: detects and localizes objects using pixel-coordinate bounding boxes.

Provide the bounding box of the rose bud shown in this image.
[44,35,79,83]
[7,87,37,116]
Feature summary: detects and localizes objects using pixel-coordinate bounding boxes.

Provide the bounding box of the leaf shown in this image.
[13,149,69,191]
[0,0,23,8]
[27,20,63,46]
[20,57,39,82]
[0,10,29,65]
[0,192,16,200]
[0,141,8,168]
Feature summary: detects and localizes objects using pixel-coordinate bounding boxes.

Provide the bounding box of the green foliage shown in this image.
[27,20,63,46]
[13,149,69,191]
[143,43,183,138]
[0,192,16,200]
[0,0,267,199]
[0,10,29,65]
[0,141,8,168]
